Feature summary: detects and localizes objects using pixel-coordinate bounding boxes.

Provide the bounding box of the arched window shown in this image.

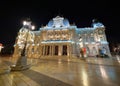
[100,37,104,41]
[92,47,97,55]
[90,36,94,42]
[86,47,90,55]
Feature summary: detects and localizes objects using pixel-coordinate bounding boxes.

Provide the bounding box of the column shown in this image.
[52,45,54,56]
[51,45,52,56]
[45,45,47,56]
[61,45,63,56]
[49,45,51,56]
[39,45,41,57]
[43,45,45,56]
[58,45,61,56]
[41,45,43,56]
[67,44,69,56]
[69,44,71,58]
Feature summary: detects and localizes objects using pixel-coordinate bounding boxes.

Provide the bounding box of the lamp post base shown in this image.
[10,64,30,71]
[10,56,31,71]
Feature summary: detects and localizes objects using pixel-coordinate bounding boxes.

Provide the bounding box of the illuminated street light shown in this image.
[11,19,35,71]
[31,25,35,30]
[23,21,27,25]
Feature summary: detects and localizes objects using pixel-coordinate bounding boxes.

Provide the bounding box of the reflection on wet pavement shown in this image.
[1,57,120,86]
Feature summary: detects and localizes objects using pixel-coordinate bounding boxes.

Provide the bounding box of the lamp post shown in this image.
[11,19,35,71]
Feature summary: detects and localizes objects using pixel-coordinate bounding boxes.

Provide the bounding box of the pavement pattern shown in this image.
[0,56,120,86]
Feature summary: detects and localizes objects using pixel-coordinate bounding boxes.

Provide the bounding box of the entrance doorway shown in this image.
[55,46,58,55]
[62,45,67,55]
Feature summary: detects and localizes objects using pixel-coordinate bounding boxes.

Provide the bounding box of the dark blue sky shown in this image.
[0,0,119,45]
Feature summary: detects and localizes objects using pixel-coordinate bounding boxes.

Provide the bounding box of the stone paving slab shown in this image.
[0,59,11,75]
[38,56,120,66]
[1,56,120,86]
[85,57,120,66]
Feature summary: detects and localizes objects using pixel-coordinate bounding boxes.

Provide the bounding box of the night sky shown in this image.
[0,0,120,46]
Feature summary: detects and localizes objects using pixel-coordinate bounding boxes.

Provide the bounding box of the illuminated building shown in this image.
[13,16,111,58]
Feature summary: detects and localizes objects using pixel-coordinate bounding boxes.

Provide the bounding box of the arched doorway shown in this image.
[86,47,90,56]
[62,45,67,55]
[55,46,58,55]
[92,47,97,56]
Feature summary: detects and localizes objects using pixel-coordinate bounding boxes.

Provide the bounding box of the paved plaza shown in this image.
[0,56,120,86]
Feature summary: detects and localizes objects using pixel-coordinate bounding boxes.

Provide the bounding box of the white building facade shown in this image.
[13,16,111,59]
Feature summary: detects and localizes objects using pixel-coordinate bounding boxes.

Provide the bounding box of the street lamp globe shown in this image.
[31,25,35,30]
[23,21,27,26]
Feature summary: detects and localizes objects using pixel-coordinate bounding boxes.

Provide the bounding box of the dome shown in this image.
[95,22,104,26]
[63,18,70,26]
[92,22,104,28]
[47,16,70,28]
[93,22,104,28]
[47,19,54,27]
[92,19,104,28]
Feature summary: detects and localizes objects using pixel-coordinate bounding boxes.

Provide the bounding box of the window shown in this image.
[85,36,88,42]
[90,36,94,42]
[100,37,104,41]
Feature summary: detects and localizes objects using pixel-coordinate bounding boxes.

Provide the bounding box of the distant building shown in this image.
[13,16,111,58]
